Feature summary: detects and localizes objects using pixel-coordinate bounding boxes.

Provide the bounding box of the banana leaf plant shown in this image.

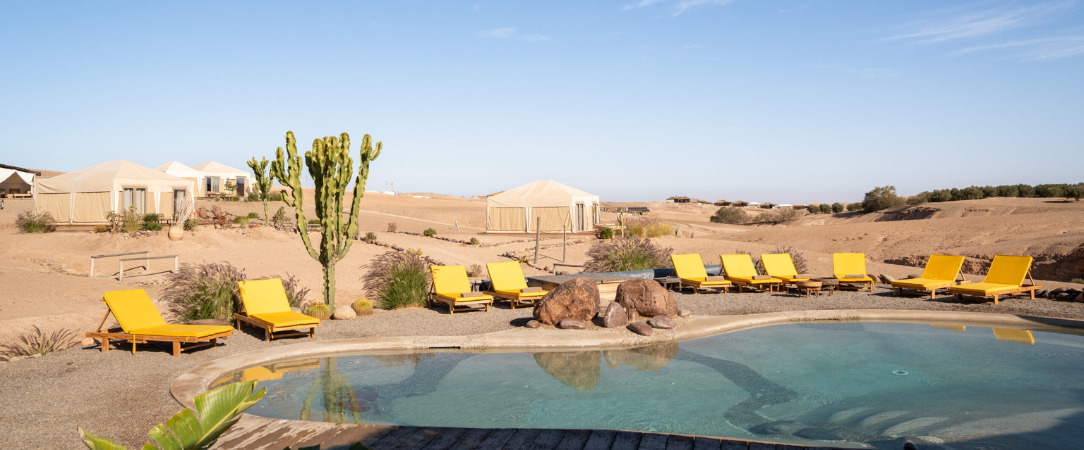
[78,380,265,450]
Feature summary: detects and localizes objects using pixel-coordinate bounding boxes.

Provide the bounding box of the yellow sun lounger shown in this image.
[430,265,493,314]
[86,289,233,356]
[760,253,812,286]
[235,278,320,341]
[947,255,1041,305]
[721,254,782,292]
[890,254,966,299]
[671,253,731,294]
[485,261,548,308]
[833,253,875,292]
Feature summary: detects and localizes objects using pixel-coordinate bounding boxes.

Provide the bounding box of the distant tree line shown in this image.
[911,183,1084,204]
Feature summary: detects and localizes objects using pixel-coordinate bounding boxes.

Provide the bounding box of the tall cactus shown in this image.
[270,131,381,309]
[246,156,273,224]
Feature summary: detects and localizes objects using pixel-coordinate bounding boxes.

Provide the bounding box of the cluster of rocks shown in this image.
[525,277,691,336]
[1036,288,1084,302]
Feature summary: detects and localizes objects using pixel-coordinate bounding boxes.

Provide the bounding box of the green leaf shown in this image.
[79,427,127,450]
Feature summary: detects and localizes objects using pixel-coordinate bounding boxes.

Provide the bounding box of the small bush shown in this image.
[423,228,437,237]
[363,251,433,310]
[467,263,484,277]
[0,326,78,362]
[305,303,331,319]
[598,227,614,239]
[351,298,373,316]
[831,203,844,213]
[1071,278,1084,284]
[846,202,863,212]
[234,216,249,227]
[94,225,110,233]
[387,222,398,232]
[468,237,480,245]
[144,222,163,231]
[362,231,378,243]
[246,192,260,202]
[163,262,247,322]
[862,186,905,213]
[247,212,259,219]
[584,237,673,273]
[646,222,674,237]
[406,248,423,255]
[711,207,748,224]
[818,204,832,214]
[271,207,287,227]
[756,208,800,224]
[16,210,56,233]
[183,218,198,231]
[143,213,160,224]
[121,208,141,233]
[806,205,819,214]
[772,246,808,273]
[276,273,310,308]
[267,192,283,202]
[906,194,927,206]
[307,218,320,225]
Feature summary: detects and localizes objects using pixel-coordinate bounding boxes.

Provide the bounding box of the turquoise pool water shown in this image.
[221,323,1084,448]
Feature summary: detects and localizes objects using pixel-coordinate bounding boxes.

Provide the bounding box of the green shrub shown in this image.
[831,203,844,213]
[267,192,283,202]
[862,186,904,213]
[143,213,160,224]
[818,204,832,214]
[1065,186,1083,201]
[305,303,332,319]
[163,262,247,322]
[362,231,378,243]
[94,225,110,233]
[846,202,863,212]
[121,208,142,233]
[363,251,432,310]
[806,205,819,214]
[1071,278,1084,284]
[351,298,373,316]
[1016,184,1035,197]
[996,185,1019,197]
[906,194,928,206]
[246,192,260,202]
[247,212,260,219]
[468,236,480,245]
[308,218,320,225]
[271,207,287,227]
[234,216,250,227]
[711,206,748,224]
[0,326,78,362]
[16,210,56,233]
[646,222,674,237]
[598,227,614,239]
[584,237,673,273]
[1035,184,1065,198]
[953,186,984,201]
[927,189,952,202]
[144,222,163,231]
[981,185,997,198]
[183,218,198,231]
[423,228,437,237]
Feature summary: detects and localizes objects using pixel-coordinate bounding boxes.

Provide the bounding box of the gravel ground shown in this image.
[3,286,1084,449]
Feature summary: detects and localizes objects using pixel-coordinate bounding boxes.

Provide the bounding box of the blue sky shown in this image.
[2,1,1082,203]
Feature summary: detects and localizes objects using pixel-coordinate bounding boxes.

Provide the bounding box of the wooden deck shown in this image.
[213,419,845,449]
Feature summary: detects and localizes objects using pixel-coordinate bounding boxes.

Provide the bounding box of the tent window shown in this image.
[123,188,146,214]
[235,177,245,195]
[206,177,219,193]
[575,203,585,232]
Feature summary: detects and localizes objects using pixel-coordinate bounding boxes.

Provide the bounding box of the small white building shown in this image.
[192,161,251,197]
[0,166,36,197]
[486,180,600,233]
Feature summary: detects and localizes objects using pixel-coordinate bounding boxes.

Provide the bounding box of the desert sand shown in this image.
[0,193,1082,448]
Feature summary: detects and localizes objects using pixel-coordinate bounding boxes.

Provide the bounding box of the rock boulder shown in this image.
[533,278,600,326]
[332,305,356,320]
[615,278,678,318]
[602,302,629,328]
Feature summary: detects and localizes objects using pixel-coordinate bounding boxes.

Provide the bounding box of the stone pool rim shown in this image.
[172,309,1084,410]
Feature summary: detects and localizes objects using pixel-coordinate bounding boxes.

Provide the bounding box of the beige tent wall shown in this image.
[159,191,174,219]
[488,207,527,232]
[73,193,111,223]
[531,207,570,231]
[36,193,71,222]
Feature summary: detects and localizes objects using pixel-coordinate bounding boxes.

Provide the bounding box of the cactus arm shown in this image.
[270,132,318,261]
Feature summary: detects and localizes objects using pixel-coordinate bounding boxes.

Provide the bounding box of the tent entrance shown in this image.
[123,188,147,215]
[574,203,585,232]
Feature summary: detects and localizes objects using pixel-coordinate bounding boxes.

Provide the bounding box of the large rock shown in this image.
[533,278,600,326]
[332,305,356,320]
[615,278,678,318]
[602,302,629,328]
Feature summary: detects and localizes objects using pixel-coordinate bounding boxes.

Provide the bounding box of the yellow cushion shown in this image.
[238,279,292,316]
[495,289,547,299]
[128,324,232,338]
[833,253,868,280]
[891,278,951,290]
[251,311,320,328]
[838,275,874,282]
[672,254,708,280]
[921,254,966,282]
[680,277,731,286]
[432,265,472,296]
[437,292,493,303]
[949,282,1019,297]
[761,253,799,279]
[993,328,1035,345]
[984,255,1033,286]
[486,261,529,292]
[729,276,780,285]
[720,254,760,278]
[103,289,167,332]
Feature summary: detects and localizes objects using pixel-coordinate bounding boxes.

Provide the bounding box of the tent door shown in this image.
[173,190,187,219]
[575,203,585,232]
[123,188,146,214]
[235,177,246,196]
[206,177,219,194]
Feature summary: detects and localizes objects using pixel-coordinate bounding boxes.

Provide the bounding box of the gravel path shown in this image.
[3,286,1084,449]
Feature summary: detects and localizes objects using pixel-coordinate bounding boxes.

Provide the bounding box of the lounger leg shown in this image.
[264,328,271,341]
[449,303,454,315]
[172,342,181,357]
[308,328,315,338]
[993,295,999,305]
[100,338,109,353]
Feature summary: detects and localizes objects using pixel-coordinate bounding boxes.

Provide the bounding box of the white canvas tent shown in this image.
[192,161,250,197]
[34,160,194,224]
[486,180,600,233]
[0,168,34,196]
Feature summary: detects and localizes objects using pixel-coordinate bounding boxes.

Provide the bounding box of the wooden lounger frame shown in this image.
[953,271,1042,305]
[483,291,542,309]
[86,310,230,356]
[232,313,319,341]
[428,291,493,315]
[679,279,730,294]
[730,279,782,293]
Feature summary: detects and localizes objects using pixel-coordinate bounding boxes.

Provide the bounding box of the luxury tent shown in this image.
[486,180,600,233]
[156,161,201,192]
[0,168,34,197]
[34,160,194,224]
[192,161,250,197]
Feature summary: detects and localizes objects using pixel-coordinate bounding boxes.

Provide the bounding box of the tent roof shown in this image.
[192,161,248,176]
[487,180,599,208]
[0,170,33,188]
[156,161,201,178]
[34,160,191,194]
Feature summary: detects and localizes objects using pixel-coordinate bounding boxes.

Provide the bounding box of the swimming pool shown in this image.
[215,322,1084,448]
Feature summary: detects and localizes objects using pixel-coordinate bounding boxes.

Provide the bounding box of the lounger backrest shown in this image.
[671,254,707,279]
[721,254,758,278]
[103,289,167,332]
[922,254,966,281]
[432,265,471,295]
[833,253,867,279]
[238,279,291,315]
[761,254,798,278]
[486,261,528,291]
[984,255,1033,286]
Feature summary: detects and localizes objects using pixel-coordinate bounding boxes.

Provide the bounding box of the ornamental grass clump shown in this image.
[363,251,433,310]
[584,237,673,273]
[0,326,79,362]
[16,210,56,233]
[625,218,674,238]
[163,262,247,322]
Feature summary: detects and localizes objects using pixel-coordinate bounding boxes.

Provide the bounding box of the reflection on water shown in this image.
[217,323,1084,449]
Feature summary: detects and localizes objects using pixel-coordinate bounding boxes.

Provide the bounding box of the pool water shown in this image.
[222,323,1084,448]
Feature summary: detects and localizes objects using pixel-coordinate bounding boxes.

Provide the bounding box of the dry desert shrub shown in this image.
[772,246,808,273]
[363,251,434,309]
[625,218,674,238]
[584,237,673,273]
[16,210,56,233]
[710,206,748,224]
[164,262,248,322]
[0,326,78,361]
[754,208,800,225]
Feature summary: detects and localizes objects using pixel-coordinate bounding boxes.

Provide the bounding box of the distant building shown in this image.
[0,164,38,197]
[667,196,691,203]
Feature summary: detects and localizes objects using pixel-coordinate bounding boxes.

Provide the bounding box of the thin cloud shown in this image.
[477,27,549,41]
[886,1,1074,44]
[955,35,1084,60]
[621,0,733,17]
